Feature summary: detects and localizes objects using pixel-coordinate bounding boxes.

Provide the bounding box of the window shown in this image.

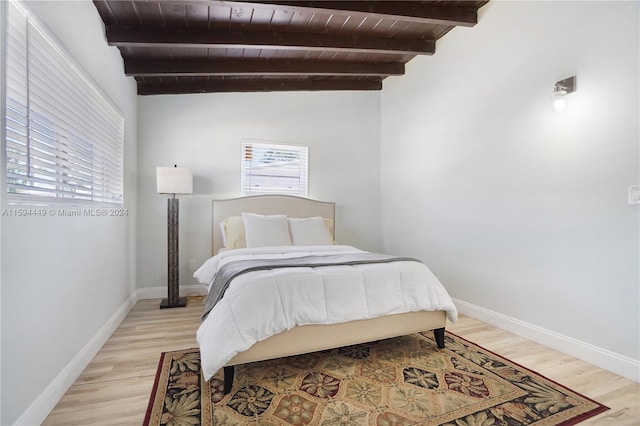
[241,140,308,197]
[3,0,124,206]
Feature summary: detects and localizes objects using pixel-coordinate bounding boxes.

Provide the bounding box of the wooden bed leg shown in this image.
[434,328,445,349]
[223,365,234,395]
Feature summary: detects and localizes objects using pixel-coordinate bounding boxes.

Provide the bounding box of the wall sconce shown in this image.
[552,76,576,111]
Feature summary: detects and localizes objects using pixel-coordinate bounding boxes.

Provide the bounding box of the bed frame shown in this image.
[211,195,447,393]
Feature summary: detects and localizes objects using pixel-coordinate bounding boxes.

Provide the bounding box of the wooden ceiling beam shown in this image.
[124,59,405,77]
[106,26,436,55]
[206,1,479,27]
[137,78,383,95]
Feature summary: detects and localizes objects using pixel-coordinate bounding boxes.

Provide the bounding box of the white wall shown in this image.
[381,0,639,368]
[0,1,138,424]
[137,91,381,289]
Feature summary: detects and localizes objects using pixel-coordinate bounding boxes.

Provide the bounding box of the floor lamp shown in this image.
[157,165,193,309]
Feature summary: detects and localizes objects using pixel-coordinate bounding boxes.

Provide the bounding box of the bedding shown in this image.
[195,245,457,381]
[202,252,428,320]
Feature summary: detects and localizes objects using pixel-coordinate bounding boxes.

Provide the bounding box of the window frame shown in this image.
[241,139,309,198]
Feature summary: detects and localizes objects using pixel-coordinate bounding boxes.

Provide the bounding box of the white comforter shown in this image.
[194,245,457,381]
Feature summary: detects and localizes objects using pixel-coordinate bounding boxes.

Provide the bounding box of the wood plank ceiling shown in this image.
[93,1,488,95]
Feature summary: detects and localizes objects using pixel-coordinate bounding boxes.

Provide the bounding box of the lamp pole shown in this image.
[161,193,186,308]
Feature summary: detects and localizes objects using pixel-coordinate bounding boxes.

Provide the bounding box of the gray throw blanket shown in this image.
[202,253,420,320]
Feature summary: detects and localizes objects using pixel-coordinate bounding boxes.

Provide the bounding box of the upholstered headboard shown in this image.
[212,195,336,255]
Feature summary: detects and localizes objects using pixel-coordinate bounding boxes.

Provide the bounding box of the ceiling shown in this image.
[93,1,488,95]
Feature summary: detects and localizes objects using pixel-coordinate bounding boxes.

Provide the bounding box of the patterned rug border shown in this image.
[443,332,609,425]
[144,351,172,426]
[143,331,609,425]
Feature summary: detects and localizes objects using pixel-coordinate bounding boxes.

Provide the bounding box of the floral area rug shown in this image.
[144,332,608,425]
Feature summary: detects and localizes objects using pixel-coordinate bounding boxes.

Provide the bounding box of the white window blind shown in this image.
[241,140,308,197]
[4,0,124,205]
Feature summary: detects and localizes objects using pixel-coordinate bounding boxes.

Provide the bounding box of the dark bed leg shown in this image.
[434,327,445,349]
[223,365,235,395]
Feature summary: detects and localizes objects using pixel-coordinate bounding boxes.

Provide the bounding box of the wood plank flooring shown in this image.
[43,299,640,425]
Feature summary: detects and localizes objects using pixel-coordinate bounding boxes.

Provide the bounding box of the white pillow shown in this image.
[242,213,292,248]
[288,217,334,246]
[220,216,246,249]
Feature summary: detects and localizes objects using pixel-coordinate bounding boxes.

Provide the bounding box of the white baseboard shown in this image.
[135,284,208,300]
[453,298,640,383]
[15,292,138,426]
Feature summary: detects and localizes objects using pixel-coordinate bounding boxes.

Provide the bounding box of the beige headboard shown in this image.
[212,195,336,255]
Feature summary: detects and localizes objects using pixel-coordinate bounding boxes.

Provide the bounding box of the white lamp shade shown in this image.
[157,166,193,194]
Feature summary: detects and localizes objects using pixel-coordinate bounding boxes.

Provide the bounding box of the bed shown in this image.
[194,195,457,393]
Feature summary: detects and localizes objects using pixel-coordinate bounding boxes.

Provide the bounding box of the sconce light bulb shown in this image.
[552,89,567,112]
[553,97,566,111]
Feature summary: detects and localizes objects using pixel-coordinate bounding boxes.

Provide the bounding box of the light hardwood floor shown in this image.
[43,298,639,425]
